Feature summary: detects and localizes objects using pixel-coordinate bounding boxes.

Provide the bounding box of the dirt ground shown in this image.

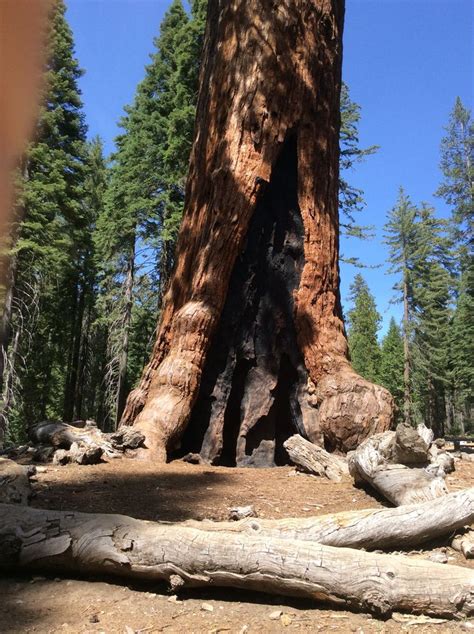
[1,456,473,633]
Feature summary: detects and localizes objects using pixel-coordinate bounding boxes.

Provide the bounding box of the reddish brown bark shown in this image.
[121,0,393,462]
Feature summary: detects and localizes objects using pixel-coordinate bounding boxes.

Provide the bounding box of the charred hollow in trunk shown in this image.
[180,135,310,466]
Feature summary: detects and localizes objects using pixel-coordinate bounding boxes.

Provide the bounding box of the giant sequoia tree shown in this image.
[121,0,393,464]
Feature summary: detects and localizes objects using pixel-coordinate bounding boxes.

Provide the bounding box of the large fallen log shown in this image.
[283,434,348,481]
[1,503,473,618]
[190,488,474,551]
[348,427,448,505]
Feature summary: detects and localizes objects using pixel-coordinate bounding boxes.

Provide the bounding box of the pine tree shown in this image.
[0,0,88,441]
[95,0,205,427]
[71,137,108,422]
[411,204,452,435]
[436,98,473,432]
[436,97,473,251]
[384,188,421,425]
[346,274,381,383]
[339,82,378,246]
[378,318,404,420]
[450,266,474,433]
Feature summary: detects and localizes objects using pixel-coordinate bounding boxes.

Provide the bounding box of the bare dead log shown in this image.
[109,428,145,450]
[348,428,448,506]
[1,503,473,618]
[392,423,431,465]
[0,458,32,504]
[190,488,474,551]
[452,530,474,560]
[53,442,103,466]
[283,434,348,481]
[27,421,144,464]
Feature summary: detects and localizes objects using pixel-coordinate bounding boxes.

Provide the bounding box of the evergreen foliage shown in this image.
[411,204,452,434]
[346,274,381,383]
[436,98,474,432]
[383,188,421,424]
[449,265,474,432]
[436,97,474,251]
[1,0,89,441]
[339,83,378,239]
[378,318,404,420]
[93,0,206,426]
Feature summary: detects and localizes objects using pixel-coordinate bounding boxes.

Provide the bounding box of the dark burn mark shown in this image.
[179,133,311,467]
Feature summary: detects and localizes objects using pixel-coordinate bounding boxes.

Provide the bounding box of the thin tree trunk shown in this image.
[402,278,411,425]
[1,503,473,618]
[121,0,393,462]
[0,329,20,443]
[74,299,92,420]
[64,280,85,422]
[116,241,135,427]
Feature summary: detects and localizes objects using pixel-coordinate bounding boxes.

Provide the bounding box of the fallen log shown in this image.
[283,434,348,481]
[189,488,474,551]
[27,421,145,465]
[1,503,473,618]
[0,458,33,504]
[348,427,448,505]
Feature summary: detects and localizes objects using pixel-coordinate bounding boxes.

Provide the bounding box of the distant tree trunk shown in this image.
[0,256,17,446]
[402,278,411,425]
[121,0,393,463]
[63,279,85,422]
[116,242,135,427]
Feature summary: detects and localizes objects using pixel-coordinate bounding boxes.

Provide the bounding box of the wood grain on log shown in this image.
[1,503,472,618]
[189,488,474,551]
[283,434,348,481]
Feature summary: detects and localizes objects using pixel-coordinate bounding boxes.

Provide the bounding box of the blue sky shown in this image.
[66,0,473,335]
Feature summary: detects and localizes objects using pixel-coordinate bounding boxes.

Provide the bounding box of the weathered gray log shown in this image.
[392,423,431,465]
[53,442,103,466]
[190,488,474,551]
[109,428,145,450]
[283,434,348,481]
[0,458,33,504]
[415,423,434,448]
[348,429,448,506]
[452,530,474,559]
[1,503,473,618]
[29,421,120,462]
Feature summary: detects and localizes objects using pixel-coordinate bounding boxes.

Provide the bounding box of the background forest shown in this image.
[0,0,472,445]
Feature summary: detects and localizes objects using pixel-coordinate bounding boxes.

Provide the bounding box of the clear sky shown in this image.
[66,0,473,335]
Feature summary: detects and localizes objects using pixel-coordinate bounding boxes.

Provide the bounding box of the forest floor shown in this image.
[1,455,473,634]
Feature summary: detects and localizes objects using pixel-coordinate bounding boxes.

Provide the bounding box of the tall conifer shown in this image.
[346,274,381,383]
[0,0,88,441]
[378,318,404,420]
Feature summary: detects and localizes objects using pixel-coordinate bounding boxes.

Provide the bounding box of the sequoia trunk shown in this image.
[121,0,393,462]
